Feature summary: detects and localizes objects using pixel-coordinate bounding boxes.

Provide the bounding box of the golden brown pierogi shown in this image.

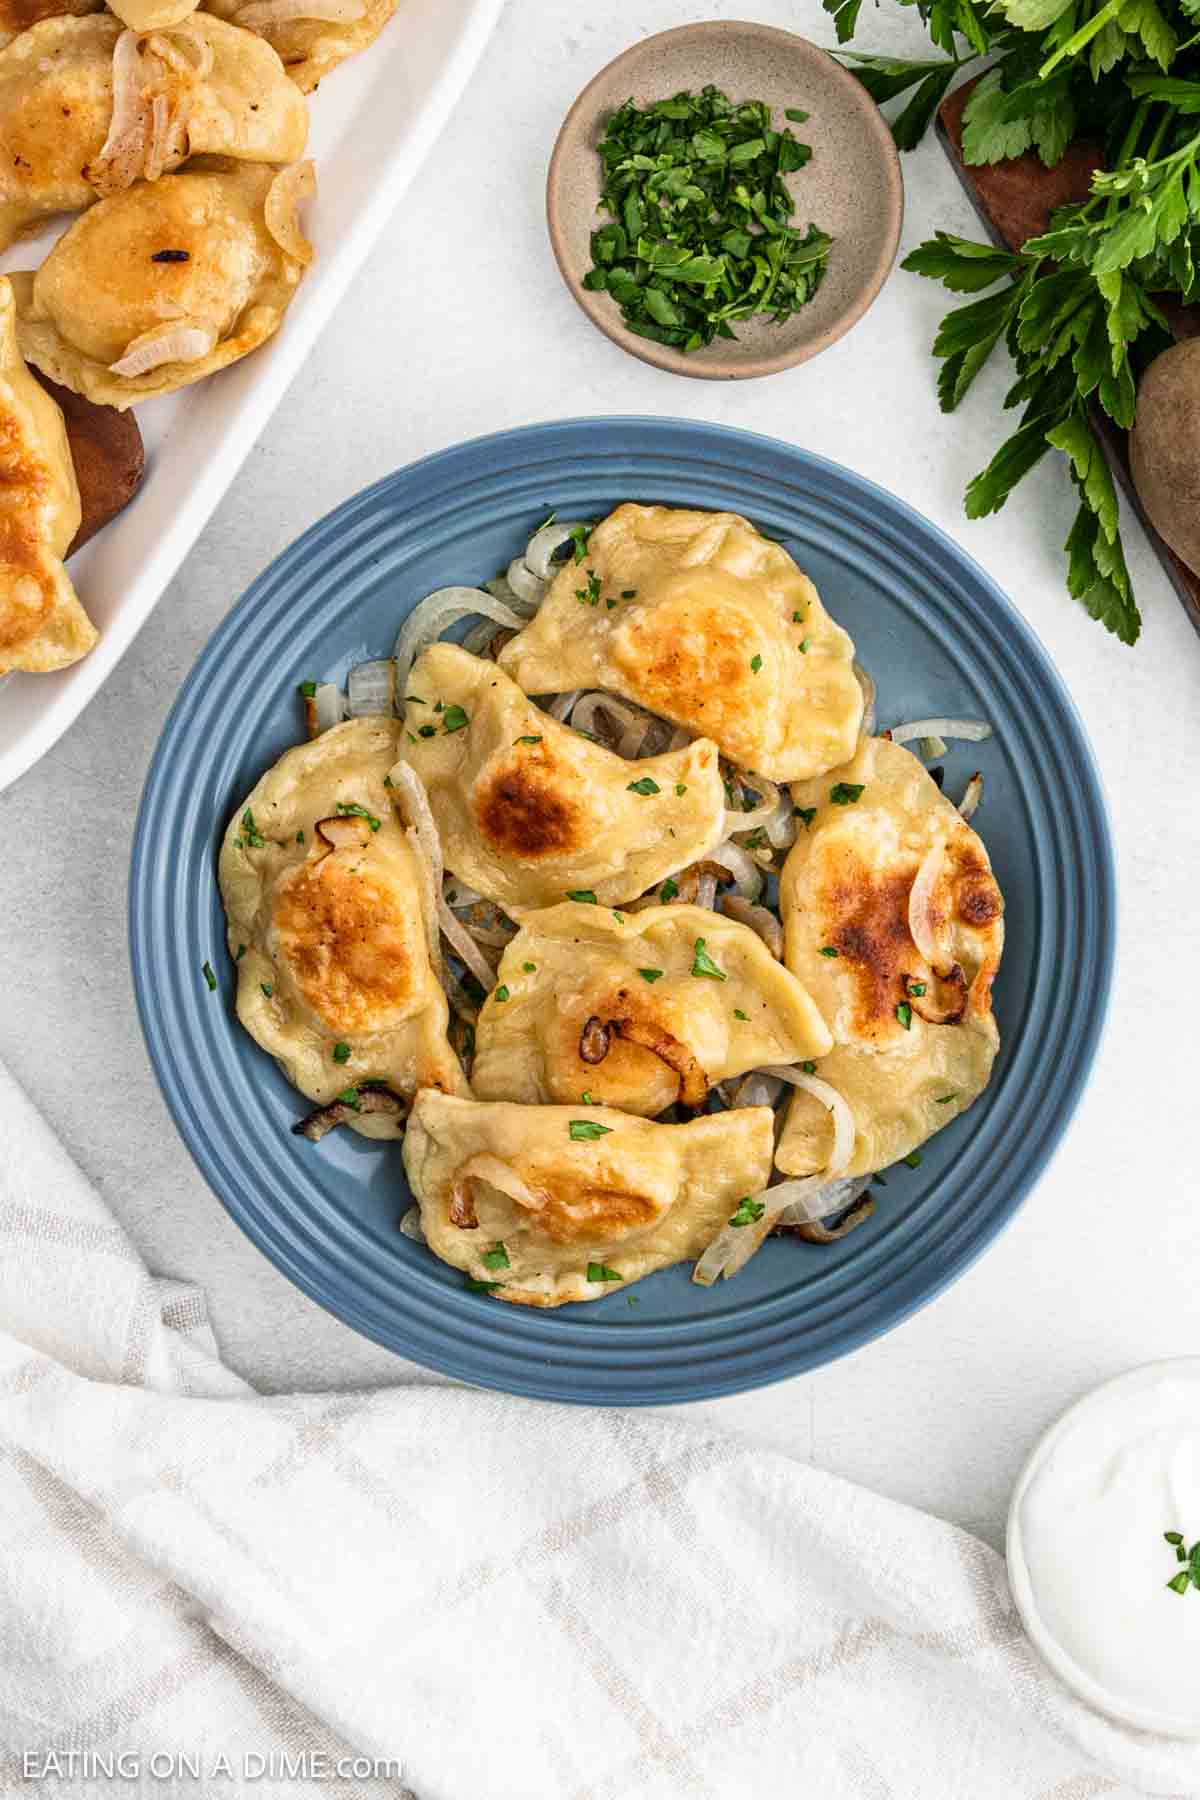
[471,901,832,1115]
[0,17,306,251]
[776,735,1004,1177]
[403,1091,775,1304]
[398,642,727,912]
[498,504,863,781]
[12,157,313,407]
[203,0,397,92]
[218,717,465,1137]
[0,277,94,675]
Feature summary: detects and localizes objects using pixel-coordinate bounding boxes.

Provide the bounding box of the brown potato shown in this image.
[34,372,145,554]
[1130,339,1200,578]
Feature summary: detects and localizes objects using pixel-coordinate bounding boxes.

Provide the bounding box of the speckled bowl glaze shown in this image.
[546,21,903,380]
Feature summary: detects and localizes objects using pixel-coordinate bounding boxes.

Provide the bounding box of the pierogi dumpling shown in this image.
[0,278,95,675]
[398,642,726,912]
[471,901,832,1115]
[0,0,101,53]
[403,1091,775,1305]
[12,157,313,407]
[218,717,465,1138]
[0,17,307,252]
[498,504,863,782]
[204,0,398,93]
[775,735,1004,1178]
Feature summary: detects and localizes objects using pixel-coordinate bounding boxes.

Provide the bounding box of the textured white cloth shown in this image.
[0,1059,1195,1800]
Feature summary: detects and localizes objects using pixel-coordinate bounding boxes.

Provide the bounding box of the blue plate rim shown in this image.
[128,415,1116,1405]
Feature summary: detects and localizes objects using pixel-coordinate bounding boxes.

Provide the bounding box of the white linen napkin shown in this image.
[0,1057,1194,1800]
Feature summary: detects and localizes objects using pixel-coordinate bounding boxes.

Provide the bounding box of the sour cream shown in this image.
[1007,1360,1200,1736]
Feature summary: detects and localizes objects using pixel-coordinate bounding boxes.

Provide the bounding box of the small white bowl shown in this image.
[1007,1357,1200,1739]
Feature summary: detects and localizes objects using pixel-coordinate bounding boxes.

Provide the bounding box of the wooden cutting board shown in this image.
[936,80,1200,640]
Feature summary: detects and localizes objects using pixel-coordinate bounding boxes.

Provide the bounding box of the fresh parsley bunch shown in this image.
[829,0,1200,641]
[585,87,833,353]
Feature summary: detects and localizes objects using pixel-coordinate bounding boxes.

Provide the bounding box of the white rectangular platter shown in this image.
[0,0,505,791]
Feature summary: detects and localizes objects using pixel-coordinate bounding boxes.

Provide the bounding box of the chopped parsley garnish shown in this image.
[298,680,316,698]
[896,1002,913,1030]
[482,1243,511,1271]
[800,1060,816,1073]
[729,1197,766,1226]
[202,960,217,991]
[568,523,593,564]
[241,808,265,848]
[466,1278,503,1293]
[295,830,304,844]
[819,945,839,958]
[794,806,816,829]
[606,598,617,610]
[337,1087,361,1111]
[613,911,625,923]
[522,961,536,972]
[418,724,437,738]
[744,828,768,850]
[907,980,927,997]
[691,938,727,981]
[1163,1533,1200,1595]
[935,1093,958,1105]
[660,877,679,902]
[621,588,638,599]
[570,1119,612,1140]
[575,570,602,606]
[336,801,381,831]
[733,1008,749,1021]
[675,783,687,796]
[627,776,660,796]
[587,1262,622,1282]
[514,735,543,745]
[581,1090,596,1104]
[583,88,832,355]
[566,890,598,904]
[792,611,805,623]
[404,694,426,705]
[798,638,810,653]
[260,982,273,998]
[235,944,246,961]
[903,1151,922,1168]
[830,783,864,806]
[639,967,664,983]
[493,985,510,1003]
[441,705,469,733]
[333,1043,351,1064]
[434,701,444,712]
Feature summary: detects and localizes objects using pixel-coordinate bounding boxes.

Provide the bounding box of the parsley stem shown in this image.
[1038,0,1122,79]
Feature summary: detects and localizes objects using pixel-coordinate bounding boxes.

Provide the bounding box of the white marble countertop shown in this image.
[5,0,1199,1551]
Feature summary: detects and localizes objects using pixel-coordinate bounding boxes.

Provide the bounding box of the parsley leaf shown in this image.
[638,967,664,983]
[829,782,864,805]
[566,889,598,904]
[627,777,661,796]
[691,938,728,980]
[587,1262,622,1282]
[441,705,469,733]
[729,1196,766,1226]
[570,1120,612,1140]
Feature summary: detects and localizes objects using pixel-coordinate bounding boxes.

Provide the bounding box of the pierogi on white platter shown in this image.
[218,717,464,1138]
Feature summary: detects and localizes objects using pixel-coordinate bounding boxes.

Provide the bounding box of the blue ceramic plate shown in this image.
[129,418,1114,1404]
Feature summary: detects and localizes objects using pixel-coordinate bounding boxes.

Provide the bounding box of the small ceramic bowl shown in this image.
[1007,1358,1200,1738]
[546,21,903,380]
